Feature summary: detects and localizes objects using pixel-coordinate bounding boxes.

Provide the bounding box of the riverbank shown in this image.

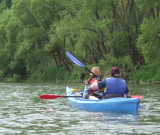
[1,63,160,84]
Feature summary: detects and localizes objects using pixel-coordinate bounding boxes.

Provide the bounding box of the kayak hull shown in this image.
[66,86,140,114]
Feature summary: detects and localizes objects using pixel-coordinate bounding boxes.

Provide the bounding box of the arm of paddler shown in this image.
[124,86,131,98]
[83,85,90,99]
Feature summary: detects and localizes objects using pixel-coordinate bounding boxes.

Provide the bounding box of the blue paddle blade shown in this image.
[66,51,86,68]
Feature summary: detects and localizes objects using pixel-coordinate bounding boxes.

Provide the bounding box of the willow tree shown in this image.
[46,0,84,73]
[0,0,62,79]
[106,0,144,66]
[137,18,160,64]
[56,0,114,66]
[136,0,160,64]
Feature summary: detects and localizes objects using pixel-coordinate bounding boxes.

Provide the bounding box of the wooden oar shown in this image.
[39,95,82,100]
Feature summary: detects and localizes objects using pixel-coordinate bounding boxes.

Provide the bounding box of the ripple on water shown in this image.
[0,83,160,135]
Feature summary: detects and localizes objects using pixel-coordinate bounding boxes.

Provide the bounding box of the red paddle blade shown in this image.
[131,95,143,100]
[39,95,63,99]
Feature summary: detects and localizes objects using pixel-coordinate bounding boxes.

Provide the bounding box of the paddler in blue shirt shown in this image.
[90,67,131,99]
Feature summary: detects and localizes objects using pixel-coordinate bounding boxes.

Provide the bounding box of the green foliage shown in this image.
[27,66,75,82]
[0,0,5,11]
[132,63,160,83]
[137,18,160,64]
[6,0,12,9]
[0,70,3,80]
[12,74,21,82]
[0,0,160,83]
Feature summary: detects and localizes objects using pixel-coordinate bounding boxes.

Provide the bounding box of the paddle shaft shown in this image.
[85,67,97,76]
[62,96,82,98]
[39,95,82,100]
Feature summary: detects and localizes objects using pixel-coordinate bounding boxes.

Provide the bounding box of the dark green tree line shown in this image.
[0,0,160,82]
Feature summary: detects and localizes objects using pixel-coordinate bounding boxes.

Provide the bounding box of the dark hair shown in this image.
[110,67,120,77]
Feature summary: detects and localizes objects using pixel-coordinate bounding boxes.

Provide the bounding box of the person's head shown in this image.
[110,67,120,77]
[90,67,101,76]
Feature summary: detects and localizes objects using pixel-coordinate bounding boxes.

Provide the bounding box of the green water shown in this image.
[0,82,160,135]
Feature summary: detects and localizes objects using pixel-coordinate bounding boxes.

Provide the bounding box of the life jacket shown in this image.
[89,78,104,94]
[104,77,126,96]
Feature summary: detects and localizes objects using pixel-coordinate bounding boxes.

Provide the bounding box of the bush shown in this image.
[27,66,81,82]
[132,63,160,83]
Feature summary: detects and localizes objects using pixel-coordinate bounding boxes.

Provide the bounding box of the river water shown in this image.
[0,82,160,135]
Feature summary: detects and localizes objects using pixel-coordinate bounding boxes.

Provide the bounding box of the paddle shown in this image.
[66,51,98,78]
[40,94,142,100]
[39,95,82,100]
[131,95,143,100]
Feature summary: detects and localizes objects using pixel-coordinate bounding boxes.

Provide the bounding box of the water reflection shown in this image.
[0,82,160,135]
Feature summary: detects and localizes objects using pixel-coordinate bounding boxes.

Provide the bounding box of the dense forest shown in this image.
[0,0,160,83]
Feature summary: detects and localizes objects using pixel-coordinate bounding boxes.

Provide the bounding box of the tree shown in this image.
[137,18,160,64]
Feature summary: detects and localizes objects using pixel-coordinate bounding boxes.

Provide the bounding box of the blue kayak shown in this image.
[66,86,140,114]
